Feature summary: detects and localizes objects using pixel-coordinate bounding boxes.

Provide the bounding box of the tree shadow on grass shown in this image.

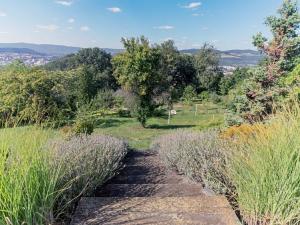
[94,118,130,129]
[147,124,196,130]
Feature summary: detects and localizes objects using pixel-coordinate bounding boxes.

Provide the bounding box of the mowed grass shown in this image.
[94,102,225,149]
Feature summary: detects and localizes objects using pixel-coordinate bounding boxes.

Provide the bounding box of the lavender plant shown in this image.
[152,130,230,194]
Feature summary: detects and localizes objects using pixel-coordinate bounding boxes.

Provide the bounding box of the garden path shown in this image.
[71,150,239,225]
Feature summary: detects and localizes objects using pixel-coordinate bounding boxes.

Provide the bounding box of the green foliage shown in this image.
[229,0,300,124]
[0,127,59,225]
[157,40,197,101]
[43,54,78,71]
[112,36,161,127]
[198,91,210,101]
[194,43,224,93]
[182,85,197,104]
[0,127,128,224]
[227,104,300,224]
[0,65,77,127]
[73,118,94,135]
[46,48,118,104]
[219,68,250,95]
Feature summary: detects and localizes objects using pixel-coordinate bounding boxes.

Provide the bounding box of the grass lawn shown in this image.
[94,102,225,150]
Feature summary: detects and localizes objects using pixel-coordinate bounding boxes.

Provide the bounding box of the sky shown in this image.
[0,0,296,50]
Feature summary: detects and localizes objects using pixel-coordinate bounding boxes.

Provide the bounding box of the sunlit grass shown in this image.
[94,102,225,149]
[227,104,300,225]
[0,127,60,225]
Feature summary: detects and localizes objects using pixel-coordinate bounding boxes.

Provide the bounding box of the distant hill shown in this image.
[0,43,80,56]
[0,48,46,55]
[0,43,264,67]
[181,49,264,67]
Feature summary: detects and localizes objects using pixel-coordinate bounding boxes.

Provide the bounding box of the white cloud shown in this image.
[0,31,8,34]
[154,25,175,30]
[36,24,59,32]
[107,7,122,13]
[68,18,75,23]
[0,11,7,17]
[183,2,202,9]
[55,0,73,6]
[80,26,90,32]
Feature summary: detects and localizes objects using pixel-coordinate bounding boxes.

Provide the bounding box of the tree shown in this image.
[253,0,300,86]
[157,40,197,100]
[112,36,161,127]
[182,85,197,105]
[219,68,250,95]
[0,65,77,126]
[45,48,118,103]
[229,0,300,124]
[194,44,224,93]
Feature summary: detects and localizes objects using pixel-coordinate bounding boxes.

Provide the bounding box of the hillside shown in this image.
[0,43,263,67]
[0,43,80,56]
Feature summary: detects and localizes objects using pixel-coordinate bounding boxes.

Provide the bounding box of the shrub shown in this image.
[89,89,117,110]
[52,134,128,218]
[221,123,268,141]
[182,85,197,105]
[0,65,77,127]
[152,130,229,194]
[227,104,300,225]
[199,91,210,101]
[210,92,222,104]
[72,118,95,135]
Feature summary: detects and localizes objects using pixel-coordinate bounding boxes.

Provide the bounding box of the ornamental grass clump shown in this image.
[0,127,60,225]
[227,104,300,225]
[0,127,128,225]
[153,130,230,194]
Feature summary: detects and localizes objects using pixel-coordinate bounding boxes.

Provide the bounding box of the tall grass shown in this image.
[0,127,60,225]
[0,127,128,224]
[227,104,300,225]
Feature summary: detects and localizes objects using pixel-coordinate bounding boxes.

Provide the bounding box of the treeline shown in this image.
[0,39,243,127]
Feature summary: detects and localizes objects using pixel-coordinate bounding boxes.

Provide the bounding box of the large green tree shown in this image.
[45,48,118,103]
[194,44,224,93]
[112,37,161,127]
[157,40,197,101]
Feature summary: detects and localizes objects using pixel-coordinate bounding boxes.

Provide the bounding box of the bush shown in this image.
[199,91,210,101]
[227,104,300,224]
[89,89,117,110]
[72,118,95,136]
[52,134,128,218]
[210,92,222,104]
[221,123,268,142]
[152,130,229,194]
[0,64,77,127]
[182,85,197,105]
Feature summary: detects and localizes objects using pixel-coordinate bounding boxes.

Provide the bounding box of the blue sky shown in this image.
[0,0,296,50]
